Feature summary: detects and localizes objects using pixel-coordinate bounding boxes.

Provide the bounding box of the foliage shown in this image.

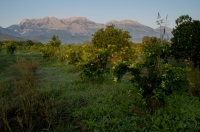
[112,13,190,111]
[111,59,131,82]
[187,68,200,97]
[147,94,200,131]
[66,46,83,65]
[2,41,17,55]
[39,35,62,60]
[57,53,66,65]
[0,41,2,53]
[0,59,71,131]
[0,48,200,131]
[30,45,41,50]
[2,40,43,47]
[39,45,56,60]
[77,25,133,81]
[48,35,61,48]
[25,40,34,46]
[112,50,189,111]
[78,47,110,81]
[142,36,160,50]
[171,15,200,69]
[92,25,132,55]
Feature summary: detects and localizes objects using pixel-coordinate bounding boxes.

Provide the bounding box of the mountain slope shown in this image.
[0,26,21,37]
[0,33,24,41]
[6,17,104,43]
[4,17,172,43]
[106,20,160,39]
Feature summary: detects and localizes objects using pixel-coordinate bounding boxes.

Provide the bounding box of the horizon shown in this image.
[1,0,200,29]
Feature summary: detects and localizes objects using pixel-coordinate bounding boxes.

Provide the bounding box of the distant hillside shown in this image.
[0,33,25,41]
[1,17,173,43]
[0,26,21,37]
[105,20,160,40]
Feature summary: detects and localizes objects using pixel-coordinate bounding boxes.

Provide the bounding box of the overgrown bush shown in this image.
[2,41,17,55]
[171,15,200,69]
[30,45,41,50]
[39,45,56,60]
[76,25,133,81]
[0,59,71,131]
[187,68,200,97]
[112,41,189,111]
[0,41,2,53]
[66,47,83,65]
[48,35,61,48]
[39,35,61,60]
[78,47,110,81]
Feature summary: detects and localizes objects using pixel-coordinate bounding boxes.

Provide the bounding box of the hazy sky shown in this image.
[1,0,200,28]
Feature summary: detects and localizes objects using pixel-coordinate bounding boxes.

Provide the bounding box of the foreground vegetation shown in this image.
[0,15,200,131]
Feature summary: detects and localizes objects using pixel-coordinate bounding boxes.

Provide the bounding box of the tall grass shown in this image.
[1,49,200,131]
[187,68,200,96]
[0,59,70,131]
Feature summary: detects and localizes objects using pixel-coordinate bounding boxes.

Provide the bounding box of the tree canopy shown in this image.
[171,15,200,69]
[48,35,61,47]
[91,25,132,53]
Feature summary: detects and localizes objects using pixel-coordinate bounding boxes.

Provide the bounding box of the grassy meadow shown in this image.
[0,45,200,132]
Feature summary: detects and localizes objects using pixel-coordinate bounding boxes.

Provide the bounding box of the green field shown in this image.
[0,47,200,132]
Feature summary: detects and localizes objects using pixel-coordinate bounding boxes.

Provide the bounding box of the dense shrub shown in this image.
[0,59,70,131]
[48,35,61,48]
[2,41,17,55]
[39,45,56,60]
[171,15,200,69]
[77,25,134,81]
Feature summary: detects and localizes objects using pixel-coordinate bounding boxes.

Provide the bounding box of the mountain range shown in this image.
[0,17,173,43]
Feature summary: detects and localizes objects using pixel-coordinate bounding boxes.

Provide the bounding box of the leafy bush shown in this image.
[66,47,83,65]
[30,45,41,50]
[112,43,189,111]
[39,35,61,60]
[48,35,61,48]
[2,41,17,55]
[78,48,110,81]
[0,41,2,53]
[171,15,200,69]
[92,25,133,61]
[39,45,56,60]
[187,68,200,97]
[92,25,131,52]
[77,25,134,81]
[57,53,66,65]
[146,94,200,131]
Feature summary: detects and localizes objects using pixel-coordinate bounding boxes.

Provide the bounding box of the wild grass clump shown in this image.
[0,59,71,132]
[187,68,200,97]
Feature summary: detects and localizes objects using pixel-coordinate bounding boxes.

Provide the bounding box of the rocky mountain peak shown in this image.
[2,16,173,43]
[61,17,94,24]
[120,20,140,25]
[106,20,141,25]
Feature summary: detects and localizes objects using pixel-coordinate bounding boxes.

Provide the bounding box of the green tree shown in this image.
[92,25,132,54]
[171,15,200,69]
[3,41,17,55]
[0,41,2,53]
[48,35,61,47]
[112,13,190,112]
[34,42,43,46]
[78,25,132,81]
[39,45,55,60]
[142,36,160,50]
[25,40,34,46]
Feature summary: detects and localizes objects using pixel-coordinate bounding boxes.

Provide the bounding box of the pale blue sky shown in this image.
[0,0,200,28]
